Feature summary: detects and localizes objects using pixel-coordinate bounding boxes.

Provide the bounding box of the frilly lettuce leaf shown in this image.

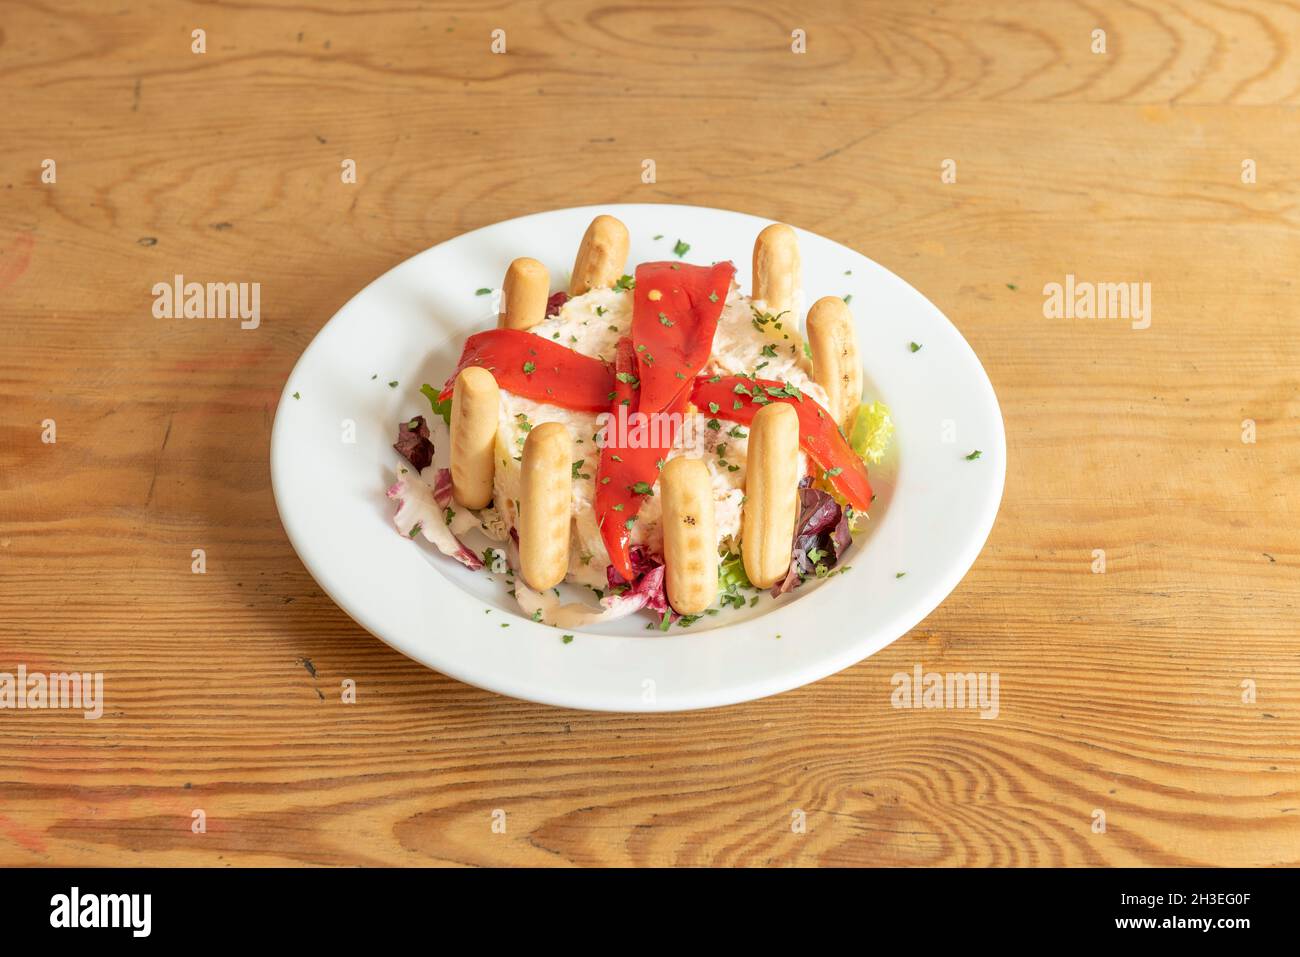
[848,400,894,465]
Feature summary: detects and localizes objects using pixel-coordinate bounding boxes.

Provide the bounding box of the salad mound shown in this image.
[388,217,893,629]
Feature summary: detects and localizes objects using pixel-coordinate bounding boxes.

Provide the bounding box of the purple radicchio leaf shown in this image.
[607,545,671,619]
[394,415,434,471]
[432,467,454,508]
[771,484,852,597]
[545,291,570,318]
[386,470,483,571]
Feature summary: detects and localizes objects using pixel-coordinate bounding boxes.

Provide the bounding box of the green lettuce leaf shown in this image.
[420,383,453,427]
[718,550,751,591]
[848,400,894,465]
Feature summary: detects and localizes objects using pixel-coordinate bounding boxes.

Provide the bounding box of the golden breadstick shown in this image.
[500,257,550,330]
[752,223,801,317]
[661,457,717,615]
[568,215,629,295]
[449,366,499,508]
[518,422,573,591]
[807,295,862,430]
[742,402,800,589]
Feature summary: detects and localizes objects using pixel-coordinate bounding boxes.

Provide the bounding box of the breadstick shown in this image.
[661,457,717,615]
[568,215,629,295]
[741,402,800,589]
[449,366,499,508]
[807,295,862,430]
[518,421,573,591]
[500,257,550,330]
[751,223,801,317]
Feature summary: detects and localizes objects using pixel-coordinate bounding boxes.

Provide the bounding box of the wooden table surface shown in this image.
[2,0,1297,867]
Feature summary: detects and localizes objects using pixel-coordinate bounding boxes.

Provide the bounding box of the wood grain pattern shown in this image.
[1,0,1298,867]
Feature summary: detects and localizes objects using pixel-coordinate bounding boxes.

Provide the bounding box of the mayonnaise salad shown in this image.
[387,216,892,630]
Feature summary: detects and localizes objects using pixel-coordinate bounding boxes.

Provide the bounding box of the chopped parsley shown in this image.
[522,361,536,374]
[965,450,983,460]
[475,287,492,296]
[750,306,789,333]
[910,341,922,352]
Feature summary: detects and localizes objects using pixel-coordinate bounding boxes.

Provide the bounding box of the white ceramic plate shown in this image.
[270,203,1005,711]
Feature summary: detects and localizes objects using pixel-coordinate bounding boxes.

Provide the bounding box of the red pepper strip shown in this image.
[690,376,874,511]
[595,337,681,580]
[632,261,735,414]
[438,329,614,412]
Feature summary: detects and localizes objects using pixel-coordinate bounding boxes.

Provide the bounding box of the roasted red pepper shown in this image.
[632,261,734,413]
[439,329,614,411]
[593,262,733,578]
[595,337,683,581]
[689,376,874,511]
